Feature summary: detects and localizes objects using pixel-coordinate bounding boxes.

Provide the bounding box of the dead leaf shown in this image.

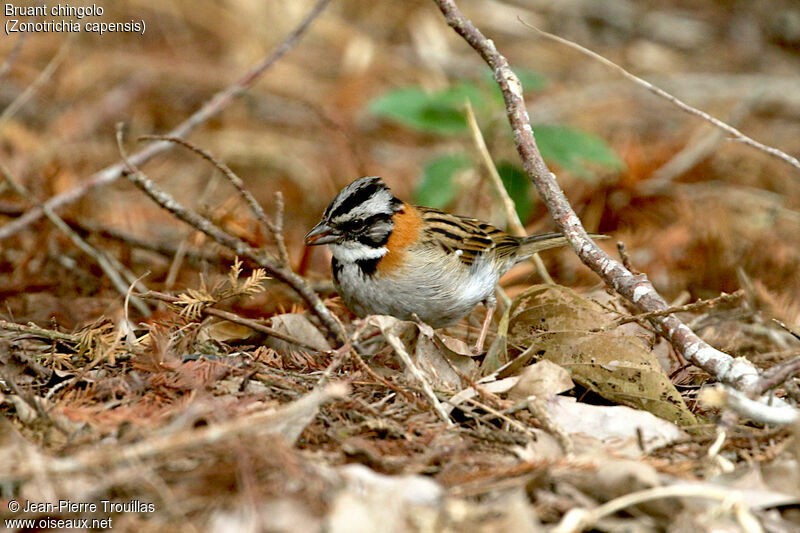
[508,360,574,401]
[328,464,443,533]
[544,396,686,457]
[267,313,332,353]
[371,316,476,391]
[201,317,258,342]
[508,285,697,426]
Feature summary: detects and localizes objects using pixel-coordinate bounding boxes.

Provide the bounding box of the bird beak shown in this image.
[304,222,338,245]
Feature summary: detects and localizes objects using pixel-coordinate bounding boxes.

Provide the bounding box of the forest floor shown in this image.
[1,1,800,531]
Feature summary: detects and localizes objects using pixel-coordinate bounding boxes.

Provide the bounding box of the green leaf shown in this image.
[369,84,485,135]
[496,161,533,222]
[534,125,624,180]
[414,154,472,208]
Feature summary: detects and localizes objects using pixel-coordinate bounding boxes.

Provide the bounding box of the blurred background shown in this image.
[1,0,799,340]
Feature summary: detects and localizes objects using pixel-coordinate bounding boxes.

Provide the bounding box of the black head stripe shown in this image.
[327,177,387,220]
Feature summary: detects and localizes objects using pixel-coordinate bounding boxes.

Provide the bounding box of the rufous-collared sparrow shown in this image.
[305,176,600,350]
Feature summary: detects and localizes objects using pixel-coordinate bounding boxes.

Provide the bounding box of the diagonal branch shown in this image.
[116,126,345,342]
[137,134,292,267]
[0,0,332,243]
[525,23,800,174]
[432,0,762,393]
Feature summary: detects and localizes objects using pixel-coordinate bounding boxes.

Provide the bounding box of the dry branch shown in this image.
[0,319,81,344]
[0,0,332,242]
[701,385,799,426]
[116,127,345,341]
[432,0,765,394]
[137,135,291,267]
[140,290,328,354]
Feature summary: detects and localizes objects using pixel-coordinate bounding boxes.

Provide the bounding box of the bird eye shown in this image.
[352,217,365,227]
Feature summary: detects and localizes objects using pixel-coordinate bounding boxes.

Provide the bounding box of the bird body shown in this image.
[305,177,578,329]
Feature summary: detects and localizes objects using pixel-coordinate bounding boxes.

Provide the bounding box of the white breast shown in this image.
[334,248,499,328]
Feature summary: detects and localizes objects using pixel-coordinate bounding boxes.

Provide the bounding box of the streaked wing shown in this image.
[417,206,520,266]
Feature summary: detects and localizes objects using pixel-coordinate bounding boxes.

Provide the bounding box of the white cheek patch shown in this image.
[329,242,387,262]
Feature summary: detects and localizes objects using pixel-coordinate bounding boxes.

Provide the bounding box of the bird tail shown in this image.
[518,232,608,258]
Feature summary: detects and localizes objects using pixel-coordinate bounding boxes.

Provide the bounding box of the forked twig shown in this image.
[137,135,291,267]
[116,126,345,341]
[0,0,332,242]
[594,290,745,331]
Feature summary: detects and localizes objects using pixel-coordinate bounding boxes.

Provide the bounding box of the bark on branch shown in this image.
[432,0,762,393]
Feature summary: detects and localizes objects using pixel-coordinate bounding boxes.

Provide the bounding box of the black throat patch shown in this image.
[331,256,381,279]
[355,257,381,276]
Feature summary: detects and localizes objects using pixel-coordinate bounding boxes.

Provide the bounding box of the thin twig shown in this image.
[616,241,638,274]
[524,21,800,174]
[74,219,225,264]
[757,355,800,395]
[642,100,752,192]
[773,319,800,343]
[116,125,345,342]
[374,318,454,426]
[700,385,798,426]
[137,135,291,267]
[464,99,553,283]
[0,37,71,127]
[139,291,327,354]
[432,0,763,394]
[0,32,27,84]
[463,396,537,440]
[0,0,332,242]
[0,319,81,343]
[593,290,745,331]
[347,347,420,405]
